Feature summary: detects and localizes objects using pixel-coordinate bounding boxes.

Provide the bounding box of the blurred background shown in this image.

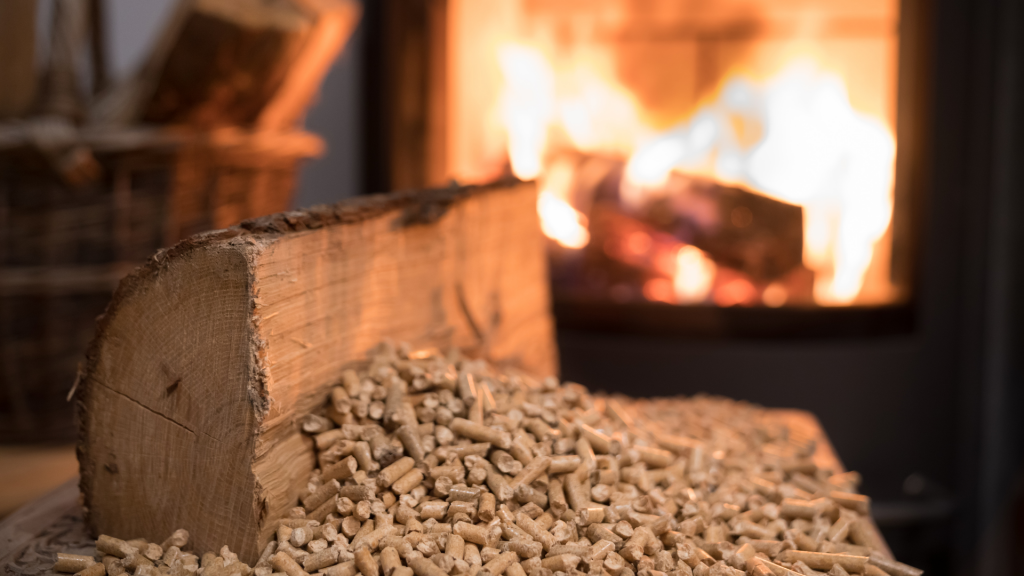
[1,0,1023,574]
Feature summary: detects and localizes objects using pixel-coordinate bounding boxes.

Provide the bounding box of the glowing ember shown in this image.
[497,41,897,306]
[673,245,717,304]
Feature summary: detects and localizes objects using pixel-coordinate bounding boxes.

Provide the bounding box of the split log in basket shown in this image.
[75,180,557,562]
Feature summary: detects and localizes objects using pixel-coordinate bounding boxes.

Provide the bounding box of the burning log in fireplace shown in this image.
[541,154,812,307]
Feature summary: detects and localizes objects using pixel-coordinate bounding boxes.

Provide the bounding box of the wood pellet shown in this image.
[55,341,923,576]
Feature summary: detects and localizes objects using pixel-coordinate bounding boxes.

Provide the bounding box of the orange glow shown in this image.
[450,0,901,307]
[497,45,896,305]
[643,279,675,304]
[673,245,717,304]
[715,276,759,307]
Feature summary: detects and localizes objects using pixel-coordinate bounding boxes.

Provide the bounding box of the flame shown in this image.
[673,245,717,304]
[497,41,896,306]
[537,190,590,249]
[623,62,896,304]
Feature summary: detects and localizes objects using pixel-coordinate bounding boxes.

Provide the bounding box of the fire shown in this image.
[537,191,590,250]
[498,42,897,306]
[673,245,717,304]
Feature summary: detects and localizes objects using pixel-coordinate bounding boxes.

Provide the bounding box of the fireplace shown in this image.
[359,1,1024,574]
[363,0,932,338]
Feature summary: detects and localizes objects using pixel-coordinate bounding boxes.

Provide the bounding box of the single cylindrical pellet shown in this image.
[383,377,407,430]
[513,484,547,508]
[310,495,339,523]
[498,540,542,559]
[379,547,402,576]
[392,568,413,576]
[463,543,482,567]
[828,515,854,543]
[490,450,523,475]
[509,435,534,466]
[353,548,378,576]
[449,485,482,502]
[340,485,375,502]
[780,498,832,519]
[54,554,95,573]
[96,535,132,559]
[775,551,867,573]
[291,525,313,547]
[454,522,499,548]
[408,557,447,576]
[379,457,416,488]
[303,479,341,511]
[429,465,466,482]
[324,456,360,483]
[445,534,466,560]
[634,446,675,468]
[577,506,604,526]
[272,552,310,576]
[476,492,496,522]
[589,539,615,561]
[829,491,871,515]
[102,556,124,576]
[548,456,581,475]
[506,561,527,576]
[450,418,512,450]
[577,423,620,454]
[575,437,596,473]
[316,429,346,451]
[481,551,518,576]
[546,477,568,517]
[419,501,449,520]
[396,426,426,463]
[391,469,424,495]
[482,464,513,502]
[160,529,189,551]
[563,471,588,511]
[508,455,550,492]
[353,442,379,472]
[439,443,492,459]
[303,549,339,572]
[541,554,580,572]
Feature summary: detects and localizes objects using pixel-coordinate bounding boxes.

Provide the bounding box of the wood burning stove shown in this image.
[360,0,934,338]
[358,0,1024,574]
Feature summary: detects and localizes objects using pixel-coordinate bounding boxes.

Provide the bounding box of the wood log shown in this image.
[75,180,556,563]
[92,0,359,128]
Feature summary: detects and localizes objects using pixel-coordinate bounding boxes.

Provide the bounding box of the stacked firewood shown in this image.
[55,342,922,576]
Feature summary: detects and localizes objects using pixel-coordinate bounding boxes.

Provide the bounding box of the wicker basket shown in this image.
[0,126,323,442]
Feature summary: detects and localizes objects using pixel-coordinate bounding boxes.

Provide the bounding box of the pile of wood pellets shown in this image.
[54,342,923,576]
